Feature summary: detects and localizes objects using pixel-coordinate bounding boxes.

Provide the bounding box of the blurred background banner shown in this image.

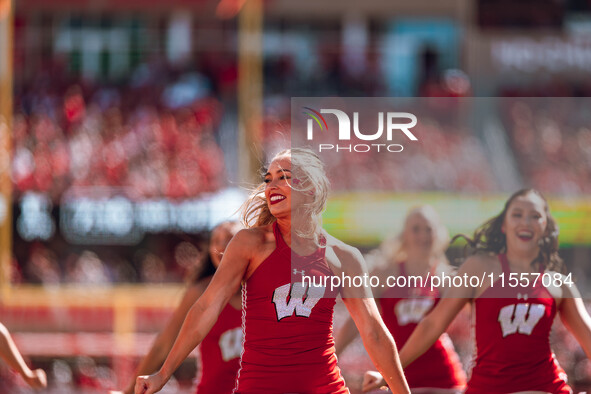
[323,192,591,247]
[1,0,591,392]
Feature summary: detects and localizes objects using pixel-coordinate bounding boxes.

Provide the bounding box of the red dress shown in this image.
[195,303,242,393]
[466,254,571,393]
[380,262,466,390]
[234,222,348,393]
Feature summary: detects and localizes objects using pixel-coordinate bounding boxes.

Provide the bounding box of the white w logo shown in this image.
[219,327,243,361]
[272,282,325,321]
[395,298,434,326]
[498,303,545,337]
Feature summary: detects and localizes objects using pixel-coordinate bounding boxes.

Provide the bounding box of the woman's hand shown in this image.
[23,368,47,389]
[134,372,166,394]
[362,370,386,392]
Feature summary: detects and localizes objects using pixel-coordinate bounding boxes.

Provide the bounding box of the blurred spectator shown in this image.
[78,357,115,391]
[173,241,204,282]
[51,359,75,392]
[24,244,61,285]
[137,252,169,283]
[64,251,110,285]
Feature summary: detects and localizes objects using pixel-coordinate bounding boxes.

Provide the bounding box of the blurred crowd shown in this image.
[11,60,228,204]
[12,236,208,286]
[500,91,591,196]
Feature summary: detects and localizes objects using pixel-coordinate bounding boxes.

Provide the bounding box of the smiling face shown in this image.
[502,192,548,256]
[264,156,293,219]
[263,155,315,221]
[403,212,435,259]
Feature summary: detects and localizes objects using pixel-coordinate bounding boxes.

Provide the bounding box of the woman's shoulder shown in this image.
[323,232,362,259]
[435,261,455,276]
[322,232,368,277]
[543,270,574,301]
[459,252,499,273]
[234,224,274,246]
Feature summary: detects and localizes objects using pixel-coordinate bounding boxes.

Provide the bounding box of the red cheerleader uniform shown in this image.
[195,303,242,393]
[234,222,348,394]
[466,254,571,394]
[380,262,466,390]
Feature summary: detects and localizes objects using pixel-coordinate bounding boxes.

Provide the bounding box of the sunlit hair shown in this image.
[452,189,564,273]
[380,205,450,267]
[241,148,329,246]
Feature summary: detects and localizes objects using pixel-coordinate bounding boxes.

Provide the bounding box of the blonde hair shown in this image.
[241,148,329,246]
[381,205,450,265]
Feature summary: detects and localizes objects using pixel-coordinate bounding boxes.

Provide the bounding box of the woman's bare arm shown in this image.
[0,323,47,389]
[330,243,410,394]
[559,282,591,359]
[134,229,255,394]
[120,283,206,394]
